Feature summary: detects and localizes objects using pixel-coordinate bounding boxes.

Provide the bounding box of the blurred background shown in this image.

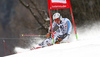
[0,0,100,57]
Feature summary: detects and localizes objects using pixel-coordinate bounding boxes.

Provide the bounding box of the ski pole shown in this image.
[22,34,46,37]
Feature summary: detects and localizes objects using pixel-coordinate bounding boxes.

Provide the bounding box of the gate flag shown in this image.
[52,0,67,3]
[48,0,78,44]
[48,0,71,9]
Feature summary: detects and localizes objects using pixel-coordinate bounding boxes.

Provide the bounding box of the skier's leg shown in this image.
[39,30,60,47]
[39,38,52,47]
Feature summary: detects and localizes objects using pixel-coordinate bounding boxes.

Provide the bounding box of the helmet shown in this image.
[53,13,60,20]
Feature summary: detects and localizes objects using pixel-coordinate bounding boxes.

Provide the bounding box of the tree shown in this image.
[19,0,50,34]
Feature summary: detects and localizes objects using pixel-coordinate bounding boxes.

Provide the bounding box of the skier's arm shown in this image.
[62,20,70,38]
[48,21,57,33]
[58,21,70,39]
[47,21,57,38]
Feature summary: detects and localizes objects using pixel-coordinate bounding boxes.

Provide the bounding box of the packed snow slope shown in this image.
[5,22,100,57]
[5,38,100,57]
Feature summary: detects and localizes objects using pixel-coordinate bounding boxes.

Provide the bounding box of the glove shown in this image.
[46,33,51,38]
[55,35,63,44]
[55,33,68,44]
[55,38,62,44]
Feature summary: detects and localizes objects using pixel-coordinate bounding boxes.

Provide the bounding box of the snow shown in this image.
[4,23,100,57]
[4,38,100,57]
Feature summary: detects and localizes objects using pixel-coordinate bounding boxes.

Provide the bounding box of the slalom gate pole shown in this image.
[70,7,78,39]
[3,40,11,56]
[48,9,55,44]
[3,40,6,56]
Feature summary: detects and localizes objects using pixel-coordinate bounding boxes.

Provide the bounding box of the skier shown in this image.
[31,12,72,49]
